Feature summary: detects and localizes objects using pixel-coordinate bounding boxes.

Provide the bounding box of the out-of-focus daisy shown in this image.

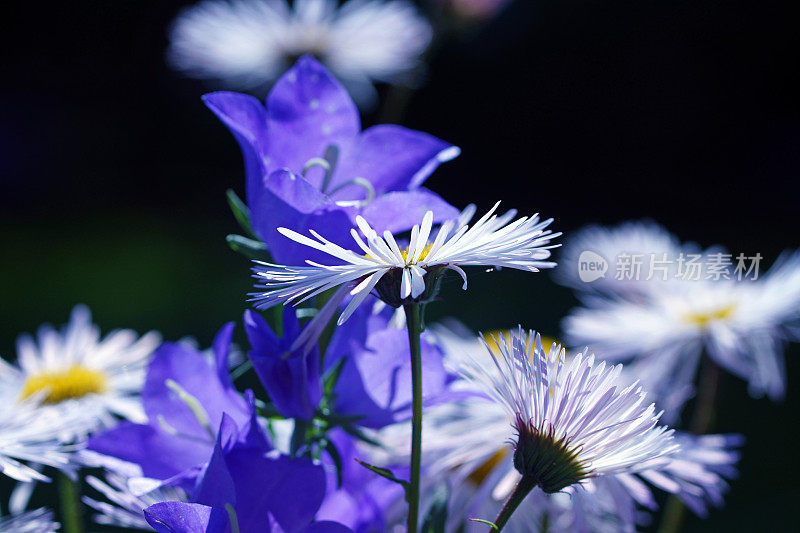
[370,325,739,532]
[167,0,433,104]
[0,508,59,533]
[251,203,558,351]
[82,472,188,530]
[554,220,686,298]
[0,395,91,482]
[563,249,800,401]
[451,328,676,528]
[0,305,161,437]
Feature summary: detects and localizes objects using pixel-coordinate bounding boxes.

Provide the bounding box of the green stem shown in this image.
[658,357,721,533]
[689,358,721,435]
[403,303,424,533]
[58,472,83,533]
[492,475,538,531]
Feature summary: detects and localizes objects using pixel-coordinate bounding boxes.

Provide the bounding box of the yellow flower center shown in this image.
[400,244,433,265]
[365,243,434,265]
[682,303,737,327]
[468,448,508,486]
[20,365,107,404]
[483,331,558,361]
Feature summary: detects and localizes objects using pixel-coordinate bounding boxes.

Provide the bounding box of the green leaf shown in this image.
[421,484,450,533]
[323,439,344,488]
[340,425,383,447]
[355,459,409,498]
[226,234,270,261]
[226,189,255,238]
[468,519,499,531]
[322,357,347,397]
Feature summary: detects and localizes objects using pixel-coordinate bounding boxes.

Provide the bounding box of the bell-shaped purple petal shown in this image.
[251,169,356,265]
[181,409,337,533]
[202,91,270,205]
[204,56,459,266]
[142,325,249,441]
[332,124,459,194]
[244,308,323,420]
[87,422,211,481]
[325,307,449,429]
[316,429,403,532]
[88,325,270,489]
[358,188,459,235]
[264,56,361,175]
[192,414,239,508]
[145,502,229,533]
[308,522,358,533]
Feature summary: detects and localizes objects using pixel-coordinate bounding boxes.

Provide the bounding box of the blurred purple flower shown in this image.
[145,412,350,533]
[87,324,261,488]
[204,56,460,264]
[324,305,453,429]
[244,307,322,421]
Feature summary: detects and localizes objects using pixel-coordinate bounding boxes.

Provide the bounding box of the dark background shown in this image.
[2,0,799,530]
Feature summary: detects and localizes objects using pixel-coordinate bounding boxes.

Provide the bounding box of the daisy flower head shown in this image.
[563,248,800,402]
[554,219,686,298]
[0,305,161,438]
[82,472,188,530]
[0,508,59,533]
[370,323,738,532]
[0,394,94,482]
[460,328,677,493]
[167,0,433,104]
[251,203,559,351]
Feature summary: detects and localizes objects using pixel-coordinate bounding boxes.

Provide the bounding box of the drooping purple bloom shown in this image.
[145,413,351,533]
[243,303,452,430]
[204,55,460,265]
[87,324,259,486]
[244,307,322,421]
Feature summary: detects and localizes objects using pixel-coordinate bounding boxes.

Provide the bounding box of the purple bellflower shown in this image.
[87,324,258,487]
[144,411,350,533]
[204,55,460,265]
[244,307,323,421]
[316,428,405,532]
[324,305,452,429]
[244,303,451,429]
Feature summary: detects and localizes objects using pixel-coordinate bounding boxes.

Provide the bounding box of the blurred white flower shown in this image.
[563,249,800,402]
[167,0,433,104]
[0,305,161,439]
[83,472,187,530]
[0,508,59,533]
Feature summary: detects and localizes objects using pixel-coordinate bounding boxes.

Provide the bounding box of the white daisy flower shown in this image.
[251,203,558,351]
[563,249,800,402]
[167,0,433,103]
[369,325,738,532]
[460,329,676,491]
[0,305,161,438]
[83,472,188,530]
[554,220,686,298]
[0,394,92,483]
[0,508,59,533]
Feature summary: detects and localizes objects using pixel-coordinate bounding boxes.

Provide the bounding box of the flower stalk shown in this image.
[491,475,538,531]
[404,302,424,533]
[58,472,83,533]
[659,356,721,533]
